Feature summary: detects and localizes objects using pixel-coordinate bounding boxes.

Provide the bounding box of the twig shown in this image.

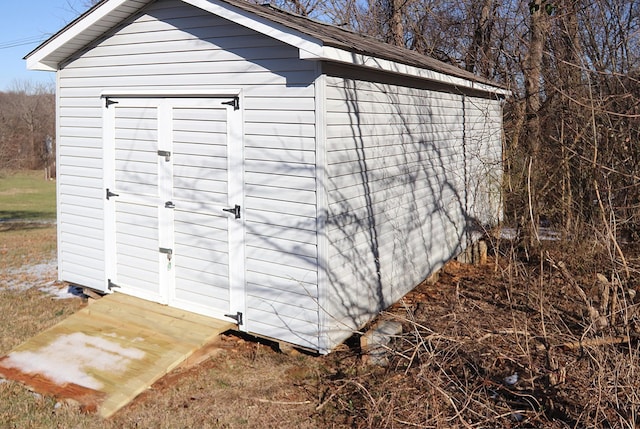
[593,179,630,279]
[249,398,312,405]
[537,335,634,350]
[393,418,434,428]
[546,254,605,328]
[549,257,589,306]
[597,273,610,316]
[527,157,539,246]
[315,384,346,411]
[561,335,632,350]
[477,330,529,342]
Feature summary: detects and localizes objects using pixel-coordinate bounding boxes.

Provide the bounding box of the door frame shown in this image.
[102,90,246,328]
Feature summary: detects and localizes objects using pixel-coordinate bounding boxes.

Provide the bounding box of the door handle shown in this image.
[222,204,241,219]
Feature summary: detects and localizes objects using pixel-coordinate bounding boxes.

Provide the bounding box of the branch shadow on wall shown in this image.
[317,75,503,347]
[102,3,504,352]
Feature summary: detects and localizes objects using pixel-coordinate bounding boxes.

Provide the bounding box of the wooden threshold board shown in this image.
[0,293,234,418]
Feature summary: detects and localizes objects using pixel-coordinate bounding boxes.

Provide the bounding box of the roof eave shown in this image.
[300,46,510,96]
[26,59,58,72]
[25,0,326,72]
[183,0,324,57]
[25,0,136,71]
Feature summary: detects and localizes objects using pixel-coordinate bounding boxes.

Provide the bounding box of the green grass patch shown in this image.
[0,170,56,220]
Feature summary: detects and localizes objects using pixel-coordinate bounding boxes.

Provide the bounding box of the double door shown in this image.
[103,97,244,323]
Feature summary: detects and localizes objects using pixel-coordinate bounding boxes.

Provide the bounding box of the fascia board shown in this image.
[26,60,57,72]
[27,0,325,71]
[26,0,133,71]
[301,46,511,96]
[182,0,324,57]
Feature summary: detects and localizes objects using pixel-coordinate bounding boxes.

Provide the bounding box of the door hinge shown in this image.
[224,311,243,326]
[106,188,119,200]
[165,201,175,209]
[105,98,119,108]
[108,279,120,290]
[221,97,239,110]
[222,204,241,219]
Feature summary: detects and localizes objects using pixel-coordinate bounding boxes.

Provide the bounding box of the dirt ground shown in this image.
[2,231,640,427]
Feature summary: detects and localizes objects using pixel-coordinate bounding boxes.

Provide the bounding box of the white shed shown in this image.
[27,0,507,353]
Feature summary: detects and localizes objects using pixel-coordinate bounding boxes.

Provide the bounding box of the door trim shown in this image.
[225,93,246,330]
[100,89,242,99]
[102,94,246,329]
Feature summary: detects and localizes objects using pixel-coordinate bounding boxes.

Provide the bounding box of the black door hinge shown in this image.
[222,97,239,110]
[108,279,120,290]
[106,188,119,200]
[105,98,119,108]
[225,311,243,325]
[222,204,241,219]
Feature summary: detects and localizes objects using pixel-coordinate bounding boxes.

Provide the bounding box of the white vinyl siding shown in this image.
[57,0,320,349]
[464,97,503,226]
[111,103,162,300]
[322,75,502,347]
[172,104,230,313]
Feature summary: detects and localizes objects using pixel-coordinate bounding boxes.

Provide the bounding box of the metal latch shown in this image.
[159,247,173,261]
[157,150,171,161]
[222,204,241,219]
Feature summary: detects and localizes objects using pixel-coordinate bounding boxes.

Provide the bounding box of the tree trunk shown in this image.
[465,0,494,76]
[390,0,404,46]
[523,2,549,247]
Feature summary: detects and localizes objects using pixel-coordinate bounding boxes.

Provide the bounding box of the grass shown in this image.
[0,170,56,221]
[0,281,323,428]
[0,170,322,427]
[0,227,57,269]
[0,170,57,269]
[3,231,640,427]
[2,171,637,427]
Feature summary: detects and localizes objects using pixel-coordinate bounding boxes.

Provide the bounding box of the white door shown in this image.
[104,96,245,323]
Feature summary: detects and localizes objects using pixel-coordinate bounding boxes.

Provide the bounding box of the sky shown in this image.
[0,1,90,91]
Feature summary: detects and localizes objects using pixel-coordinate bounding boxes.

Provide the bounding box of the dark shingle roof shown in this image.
[217,0,502,88]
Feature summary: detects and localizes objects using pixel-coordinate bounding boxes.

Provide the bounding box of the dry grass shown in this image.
[310,242,640,428]
[0,226,56,269]
[108,339,323,429]
[0,224,325,428]
[3,217,640,427]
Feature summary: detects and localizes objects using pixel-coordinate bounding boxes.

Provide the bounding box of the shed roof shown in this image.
[26,0,508,94]
[215,0,500,87]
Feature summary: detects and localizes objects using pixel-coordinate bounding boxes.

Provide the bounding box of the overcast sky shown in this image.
[0,1,90,91]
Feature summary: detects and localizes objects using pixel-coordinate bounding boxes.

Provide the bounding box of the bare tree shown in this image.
[464,0,496,76]
[0,81,55,172]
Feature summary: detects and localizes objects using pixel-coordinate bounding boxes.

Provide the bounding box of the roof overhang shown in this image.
[25,0,324,72]
[300,47,511,96]
[26,0,149,71]
[26,0,508,96]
